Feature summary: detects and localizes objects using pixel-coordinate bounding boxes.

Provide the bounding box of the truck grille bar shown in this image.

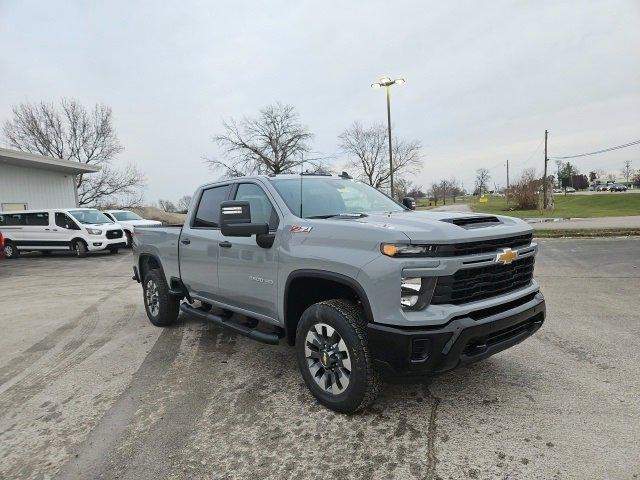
[431,256,535,305]
[434,233,532,257]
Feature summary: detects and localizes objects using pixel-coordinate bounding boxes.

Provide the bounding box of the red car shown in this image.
[0,231,5,259]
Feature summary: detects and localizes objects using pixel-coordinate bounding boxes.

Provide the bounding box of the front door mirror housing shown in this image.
[220,201,269,237]
[402,197,416,210]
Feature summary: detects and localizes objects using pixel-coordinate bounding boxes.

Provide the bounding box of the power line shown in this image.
[549,138,640,160]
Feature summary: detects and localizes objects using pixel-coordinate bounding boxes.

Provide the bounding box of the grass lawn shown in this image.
[471,194,640,218]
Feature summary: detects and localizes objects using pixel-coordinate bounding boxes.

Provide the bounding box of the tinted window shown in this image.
[112,211,142,221]
[0,214,26,226]
[25,212,49,226]
[68,209,113,224]
[55,212,80,230]
[193,185,231,228]
[234,183,279,230]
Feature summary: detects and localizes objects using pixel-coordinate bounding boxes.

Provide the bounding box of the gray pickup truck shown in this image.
[133,174,545,413]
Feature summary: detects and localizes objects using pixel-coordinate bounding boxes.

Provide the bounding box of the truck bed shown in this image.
[133,224,182,283]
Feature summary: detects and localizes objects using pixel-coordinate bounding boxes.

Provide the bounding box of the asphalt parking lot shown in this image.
[0,239,639,480]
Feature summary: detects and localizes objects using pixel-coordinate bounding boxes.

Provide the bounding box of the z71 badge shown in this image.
[290,225,312,233]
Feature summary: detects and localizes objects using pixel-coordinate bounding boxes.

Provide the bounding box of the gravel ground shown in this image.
[0,239,638,480]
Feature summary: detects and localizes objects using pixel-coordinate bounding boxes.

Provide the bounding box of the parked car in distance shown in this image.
[565,187,576,193]
[609,184,627,192]
[133,174,546,413]
[0,208,126,258]
[596,185,609,191]
[552,188,563,194]
[102,210,161,247]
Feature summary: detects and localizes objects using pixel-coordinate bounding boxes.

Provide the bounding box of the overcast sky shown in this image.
[1,0,639,201]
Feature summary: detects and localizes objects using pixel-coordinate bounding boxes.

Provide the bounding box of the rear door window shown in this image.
[0,214,26,226]
[192,185,231,228]
[25,212,49,226]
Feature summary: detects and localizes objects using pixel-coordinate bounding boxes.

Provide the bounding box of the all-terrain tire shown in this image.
[143,269,180,327]
[295,299,381,414]
[109,247,119,254]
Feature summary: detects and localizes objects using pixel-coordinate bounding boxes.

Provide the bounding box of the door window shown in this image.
[55,213,80,230]
[234,183,279,230]
[192,185,231,228]
[25,212,49,226]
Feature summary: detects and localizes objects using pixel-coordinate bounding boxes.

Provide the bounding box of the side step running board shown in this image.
[179,303,281,345]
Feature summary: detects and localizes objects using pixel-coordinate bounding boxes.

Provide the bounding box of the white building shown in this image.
[0,148,99,210]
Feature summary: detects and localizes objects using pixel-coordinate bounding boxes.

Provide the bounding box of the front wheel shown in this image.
[143,269,180,327]
[109,247,119,254]
[295,299,381,414]
[73,240,87,258]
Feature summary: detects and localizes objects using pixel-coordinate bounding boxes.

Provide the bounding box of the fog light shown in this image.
[401,277,437,311]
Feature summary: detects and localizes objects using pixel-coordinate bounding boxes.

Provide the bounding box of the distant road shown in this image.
[572,189,640,195]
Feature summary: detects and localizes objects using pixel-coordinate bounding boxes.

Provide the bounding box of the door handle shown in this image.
[45,228,50,231]
[181,238,191,245]
[219,241,232,248]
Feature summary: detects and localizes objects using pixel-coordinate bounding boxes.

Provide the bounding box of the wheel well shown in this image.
[284,274,372,345]
[71,237,87,247]
[138,254,162,281]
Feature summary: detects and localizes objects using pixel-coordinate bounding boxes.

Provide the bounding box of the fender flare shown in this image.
[283,269,374,340]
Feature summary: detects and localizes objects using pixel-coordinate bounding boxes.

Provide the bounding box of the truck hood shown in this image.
[329,211,532,243]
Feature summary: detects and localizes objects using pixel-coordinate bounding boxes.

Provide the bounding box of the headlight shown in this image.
[86,228,102,235]
[401,277,437,310]
[381,243,438,257]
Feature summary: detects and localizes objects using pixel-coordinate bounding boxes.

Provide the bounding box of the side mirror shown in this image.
[220,201,269,237]
[402,197,416,210]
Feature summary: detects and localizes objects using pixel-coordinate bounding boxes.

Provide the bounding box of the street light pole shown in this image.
[371,76,405,199]
[385,85,394,198]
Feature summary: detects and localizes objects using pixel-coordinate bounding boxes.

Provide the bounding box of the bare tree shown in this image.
[177,195,193,213]
[2,98,144,206]
[208,103,315,177]
[623,160,633,184]
[449,177,464,203]
[339,121,422,192]
[474,168,491,195]
[158,199,177,213]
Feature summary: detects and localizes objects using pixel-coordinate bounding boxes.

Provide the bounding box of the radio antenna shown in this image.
[299,153,304,217]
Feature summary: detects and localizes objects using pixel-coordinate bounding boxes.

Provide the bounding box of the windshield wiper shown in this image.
[306,213,368,219]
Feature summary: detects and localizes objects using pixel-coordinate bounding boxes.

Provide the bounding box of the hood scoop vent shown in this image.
[441,216,501,229]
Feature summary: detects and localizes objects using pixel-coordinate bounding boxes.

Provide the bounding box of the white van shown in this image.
[102,210,161,247]
[0,208,127,258]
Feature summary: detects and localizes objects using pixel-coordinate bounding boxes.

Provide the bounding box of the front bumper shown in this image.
[367,292,545,378]
[87,239,127,251]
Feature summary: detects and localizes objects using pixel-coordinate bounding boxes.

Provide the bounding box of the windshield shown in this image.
[270,178,404,218]
[68,209,114,225]
[112,211,142,221]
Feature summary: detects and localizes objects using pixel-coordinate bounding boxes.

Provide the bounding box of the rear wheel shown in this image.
[143,269,180,327]
[295,299,381,414]
[109,247,119,254]
[3,242,20,259]
[73,240,87,258]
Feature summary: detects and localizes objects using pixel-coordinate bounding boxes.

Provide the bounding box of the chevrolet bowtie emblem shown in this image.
[496,247,518,265]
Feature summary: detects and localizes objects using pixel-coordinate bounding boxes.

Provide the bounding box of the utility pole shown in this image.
[506,159,510,204]
[542,130,549,210]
